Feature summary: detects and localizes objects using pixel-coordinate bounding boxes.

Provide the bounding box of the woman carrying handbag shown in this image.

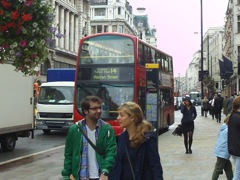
[180,96,197,154]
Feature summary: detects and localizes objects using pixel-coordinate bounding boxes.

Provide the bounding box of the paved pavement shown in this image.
[159,112,233,180]
[0,110,234,180]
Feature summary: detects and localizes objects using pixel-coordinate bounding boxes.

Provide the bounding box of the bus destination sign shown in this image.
[92,67,119,80]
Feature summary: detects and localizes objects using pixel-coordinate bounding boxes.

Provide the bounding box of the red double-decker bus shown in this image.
[74,33,174,136]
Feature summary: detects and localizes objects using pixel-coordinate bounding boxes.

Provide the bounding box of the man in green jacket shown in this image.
[62,96,116,180]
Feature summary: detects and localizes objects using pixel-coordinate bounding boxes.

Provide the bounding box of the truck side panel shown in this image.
[0,64,34,134]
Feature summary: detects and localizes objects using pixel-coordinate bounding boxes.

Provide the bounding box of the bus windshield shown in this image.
[79,35,134,64]
[76,83,134,119]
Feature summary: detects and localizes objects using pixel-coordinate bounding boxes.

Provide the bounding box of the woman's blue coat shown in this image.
[214,123,230,160]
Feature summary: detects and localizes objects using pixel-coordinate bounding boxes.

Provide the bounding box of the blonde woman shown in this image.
[109,102,163,180]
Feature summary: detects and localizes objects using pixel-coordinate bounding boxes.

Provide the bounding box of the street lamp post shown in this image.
[200,0,204,99]
[200,0,204,116]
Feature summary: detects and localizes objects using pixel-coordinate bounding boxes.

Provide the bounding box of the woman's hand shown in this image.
[100,173,108,180]
[70,174,75,180]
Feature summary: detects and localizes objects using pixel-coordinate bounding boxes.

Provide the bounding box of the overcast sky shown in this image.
[128,0,229,76]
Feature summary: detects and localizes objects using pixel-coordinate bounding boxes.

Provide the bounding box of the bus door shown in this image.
[145,64,160,131]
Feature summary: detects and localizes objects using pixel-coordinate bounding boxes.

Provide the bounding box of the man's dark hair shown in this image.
[81,96,102,116]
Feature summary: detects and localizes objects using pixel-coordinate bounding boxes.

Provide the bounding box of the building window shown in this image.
[238,0,240,5]
[40,60,51,75]
[91,0,107,5]
[104,25,108,32]
[238,16,240,33]
[118,7,121,15]
[95,8,105,16]
[118,25,123,33]
[97,25,102,33]
[91,26,96,34]
[54,61,75,68]
[112,25,117,32]
[146,38,150,43]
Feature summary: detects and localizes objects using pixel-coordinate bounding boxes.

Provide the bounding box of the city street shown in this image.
[0,1,233,179]
[0,106,232,180]
[0,130,67,163]
[159,106,230,180]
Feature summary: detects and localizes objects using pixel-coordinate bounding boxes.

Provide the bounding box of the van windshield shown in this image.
[38,86,74,104]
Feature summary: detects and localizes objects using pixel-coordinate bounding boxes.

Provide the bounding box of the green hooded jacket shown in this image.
[62,119,116,179]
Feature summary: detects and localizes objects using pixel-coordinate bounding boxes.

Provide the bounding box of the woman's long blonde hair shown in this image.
[118,102,152,147]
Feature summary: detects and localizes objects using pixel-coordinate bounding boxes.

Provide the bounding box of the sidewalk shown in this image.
[0,112,232,180]
[159,113,232,180]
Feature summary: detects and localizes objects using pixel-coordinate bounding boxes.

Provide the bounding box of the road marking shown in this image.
[0,145,65,166]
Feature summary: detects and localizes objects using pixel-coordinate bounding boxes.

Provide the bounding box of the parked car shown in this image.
[174,97,182,110]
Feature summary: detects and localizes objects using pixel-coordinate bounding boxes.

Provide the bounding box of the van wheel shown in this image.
[43,129,51,134]
[1,135,16,152]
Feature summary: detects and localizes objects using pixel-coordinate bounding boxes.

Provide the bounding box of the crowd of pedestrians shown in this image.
[60,94,239,180]
[201,93,240,180]
[203,93,229,123]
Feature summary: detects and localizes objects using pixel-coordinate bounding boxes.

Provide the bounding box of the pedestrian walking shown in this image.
[214,94,224,123]
[180,96,197,154]
[212,120,233,180]
[227,96,240,180]
[209,94,217,120]
[61,96,117,180]
[202,96,210,117]
[109,102,163,180]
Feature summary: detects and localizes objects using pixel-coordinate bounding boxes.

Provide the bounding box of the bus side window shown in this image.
[138,43,144,66]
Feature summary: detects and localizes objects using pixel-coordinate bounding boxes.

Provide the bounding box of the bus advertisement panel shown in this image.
[74,33,174,136]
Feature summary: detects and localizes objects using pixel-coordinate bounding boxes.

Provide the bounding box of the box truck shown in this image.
[0,64,34,152]
[35,68,75,134]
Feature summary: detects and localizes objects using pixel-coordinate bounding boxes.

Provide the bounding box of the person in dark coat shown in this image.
[227,96,240,180]
[214,94,224,123]
[180,96,197,154]
[202,96,210,117]
[209,94,217,120]
[109,102,163,180]
[226,94,235,115]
